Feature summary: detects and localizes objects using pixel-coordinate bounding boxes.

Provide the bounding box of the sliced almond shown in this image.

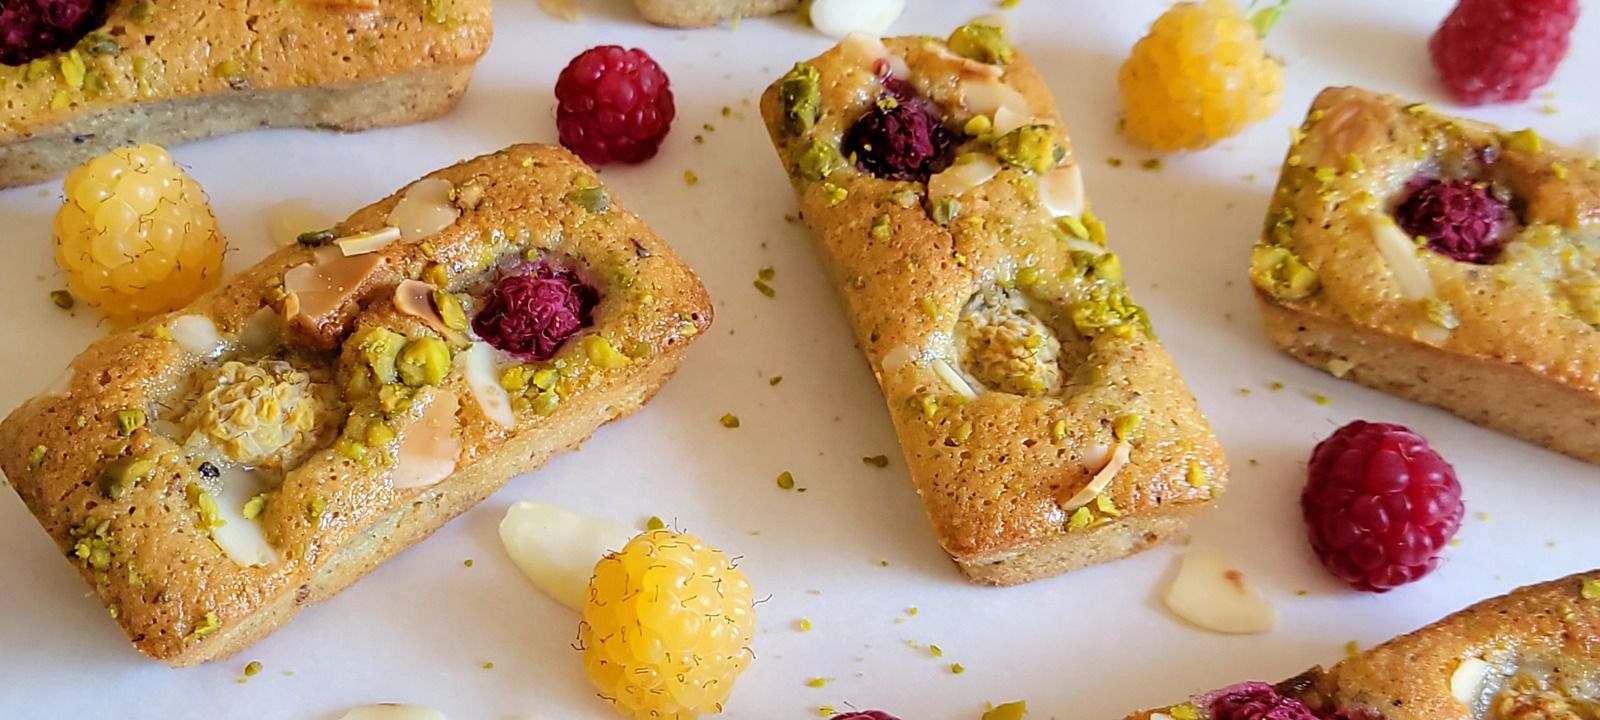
[283,253,384,327]
[1163,548,1277,635]
[169,315,224,358]
[930,44,1006,82]
[393,280,469,345]
[1039,165,1086,219]
[392,390,461,489]
[959,78,1029,118]
[1063,440,1131,511]
[928,156,1001,205]
[209,464,278,567]
[461,342,515,429]
[237,306,283,355]
[932,358,978,400]
[338,705,447,720]
[1450,657,1494,708]
[499,501,638,611]
[1371,216,1435,301]
[388,177,459,244]
[335,226,402,257]
[880,344,917,372]
[811,0,906,40]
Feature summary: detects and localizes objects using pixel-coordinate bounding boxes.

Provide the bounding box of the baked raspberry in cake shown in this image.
[759,25,1228,585]
[1125,570,1600,720]
[1252,86,1600,465]
[0,144,711,666]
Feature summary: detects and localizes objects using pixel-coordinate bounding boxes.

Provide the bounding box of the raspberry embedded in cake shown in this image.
[1209,682,1321,720]
[472,264,599,361]
[843,95,955,182]
[0,0,110,66]
[1393,177,1512,264]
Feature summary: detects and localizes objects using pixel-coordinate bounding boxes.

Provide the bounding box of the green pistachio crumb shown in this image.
[778,62,821,135]
[796,618,813,631]
[862,455,889,468]
[353,326,406,384]
[50,290,74,309]
[720,413,741,428]
[1169,705,1201,720]
[532,390,560,416]
[684,170,699,186]
[995,125,1064,174]
[189,611,221,640]
[1583,578,1600,600]
[27,445,47,472]
[646,516,666,531]
[1112,414,1141,442]
[1141,158,1164,171]
[568,186,610,214]
[1051,420,1067,441]
[243,661,262,677]
[397,337,451,387]
[1186,459,1209,489]
[100,457,152,500]
[822,181,848,206]
[130,0,156,18]
[425,0,447,23]
[931,197,960,225]
[871,214,894,240]
[582,336,630,370]
[186,482,225,529]
[950,663,967,675]
[1106,157,1123,168]
[435,291,468,331]
[1311,392,1331,406]
[1503,128,1542,154]
[776,471,796,490]
[241,492,271,521]
[769,376,783,386]
[798,139,845,180]
[805,677,830,688]
[758,266,776,281]
[115,408,146,436]
[1250,245,1319,300]
[981,701,1026,720]
[947,22,1012,64]
[305,495,328,524]
[753,279,776,298]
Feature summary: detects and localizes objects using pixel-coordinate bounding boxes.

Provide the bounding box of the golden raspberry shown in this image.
[1118,0,1283,152]
[54,144,224,320]
[179,360,333,470]
[580,529,755,719]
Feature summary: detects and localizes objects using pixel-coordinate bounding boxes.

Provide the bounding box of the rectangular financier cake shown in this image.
[0,0,492,189]
[0,144,712,666]
[759,25,1227,586]
[1125,569,1600,720]
[1253,86,1600,465]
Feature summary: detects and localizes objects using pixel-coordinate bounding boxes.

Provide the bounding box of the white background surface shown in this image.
[2,1,1598,718]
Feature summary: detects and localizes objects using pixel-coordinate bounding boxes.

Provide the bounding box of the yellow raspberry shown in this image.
[54,144,224,320]
[580,529,756,720]
[1118,0,1285,152]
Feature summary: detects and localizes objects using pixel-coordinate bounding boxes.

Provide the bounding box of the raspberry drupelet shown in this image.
[0,0,109,66]
[1394,178,1511,264]
[1430,0,1580,105]
[472,265,598,361]
[843,95,955,182]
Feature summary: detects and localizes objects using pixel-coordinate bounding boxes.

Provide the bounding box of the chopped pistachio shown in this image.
[821,181,848,205]
[776,471,796,490]
[353,326,406,384]
[305,495,328,524]
[931,196,960,225]
[950,663,967,675]
[1583,578,1600,600]
[365,421,396,446]
[50,290,74,309]
[720,413,741,428]
[805,677,830,688]
[425,0,447,23]
[1311,392,1331,406]
[1169,704,1201,720]
[435,291,468,331]
[862,455,889,468]
[753,279,776,298]
[1249,245,1319,301]
[947,21,1012,64]
[397,337,450,387]
[130,0,156,18]
[532,390,560,416]
[100,457,152,500]
[1067,506,1094,531]
[500,365,533,392]
[1503,128,1542,154]
[796,618,813,632]
[683,170,699,186]
[186,483,225,529]
[646,516,666,531]
[871,214,894,240]
[769,376,783,386]
[27,445,47,472]
[296,229,337,247]
[963,114,993,137]
[1141,158,1164,171]
[115,408,146,435]
[241,492,271,521]
[778,62,821,135]
[1051,420,1067,441]
[582,336,629,369]
[189,611,221,640]
[993,125,1063,174]
[758,266,776,281]
[568,186,610,214]
[243,661,262,677]
[798,139,846,181]
[1112,414,1141,442]
[1186,459,1209,489]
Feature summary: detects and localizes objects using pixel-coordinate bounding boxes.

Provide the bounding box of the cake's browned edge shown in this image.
[0,143,714,665]
[757,37,1227,585]
[1123,569,1600,720]
[1257,290,1600,465]
[0,65,475,189]
[1254,85,1600,466]
[0,0,493,188]
[632,0,799,27]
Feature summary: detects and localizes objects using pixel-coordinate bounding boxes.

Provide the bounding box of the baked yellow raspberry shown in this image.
[1118,0,1284,152]
[580,529,756,719]
[54,144,224,320]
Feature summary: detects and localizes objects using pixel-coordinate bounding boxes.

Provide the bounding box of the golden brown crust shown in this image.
[1125,570,1600,720]
[0,144,712,665]
[632,0,798,27]
[1253,86,1600,464]
[759,34,1226,585]
[0,0,492,187]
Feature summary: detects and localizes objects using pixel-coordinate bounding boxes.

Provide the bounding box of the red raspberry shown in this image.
[843,96,955,182]
[1209,682,1319,720]
[554,45,675,165]
[472,264,598,361]
[831,713,901,720]
[0,0,109,66]
[1394,178,1511,264]
[1303,421,1464,593]
[1429,0,1579,105]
